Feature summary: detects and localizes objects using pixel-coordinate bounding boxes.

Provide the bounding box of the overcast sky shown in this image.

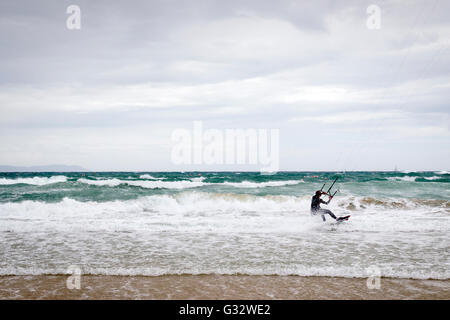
[0,0,449,171]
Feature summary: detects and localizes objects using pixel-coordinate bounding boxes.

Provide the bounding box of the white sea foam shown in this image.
[1,265,447,280]
[78,178,122,186]
[0,193,306,222]
[77,178,203,189]
[0,175,67,185]
[387,176,417,182]
[1,193,448,279]
[423,176,441,180]
[139,174,163,180]
[4,194,274,223]
[76,178,304,189]
[222,180,303,188]
[190,176,205,182]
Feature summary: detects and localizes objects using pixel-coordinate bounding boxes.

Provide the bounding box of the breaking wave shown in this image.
[387,176,417,182]
[1,171,449,280]
[0,175,67,185]
[76,178,304,189]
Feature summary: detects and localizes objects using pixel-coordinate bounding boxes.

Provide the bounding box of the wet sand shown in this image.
[0,275,448,300]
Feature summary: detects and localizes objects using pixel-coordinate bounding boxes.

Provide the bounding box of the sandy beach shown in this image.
[0,275,448,300]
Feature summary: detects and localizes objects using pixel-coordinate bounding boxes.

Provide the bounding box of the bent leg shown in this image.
[319,209,336,220]
[312,209,326,221]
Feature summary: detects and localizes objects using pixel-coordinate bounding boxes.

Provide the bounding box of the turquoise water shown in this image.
[0,171,449,203]
[0,171,449,279]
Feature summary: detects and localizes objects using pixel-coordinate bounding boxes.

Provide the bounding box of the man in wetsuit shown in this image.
[311,190,337,221]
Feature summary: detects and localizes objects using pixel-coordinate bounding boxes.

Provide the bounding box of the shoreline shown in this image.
[1,275,448,300]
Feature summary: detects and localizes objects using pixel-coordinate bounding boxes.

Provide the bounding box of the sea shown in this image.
[0,171,449,279]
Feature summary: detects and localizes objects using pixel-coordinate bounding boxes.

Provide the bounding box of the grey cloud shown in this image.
[0,0,449,170]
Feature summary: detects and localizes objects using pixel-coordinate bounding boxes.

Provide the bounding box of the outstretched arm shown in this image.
[320,194,333,205]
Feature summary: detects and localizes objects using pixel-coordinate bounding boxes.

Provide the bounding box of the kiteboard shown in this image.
[336,215,350,223]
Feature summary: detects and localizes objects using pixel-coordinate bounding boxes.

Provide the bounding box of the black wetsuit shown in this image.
[311,194,336,221]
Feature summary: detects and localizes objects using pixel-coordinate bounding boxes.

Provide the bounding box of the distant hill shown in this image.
[0,165,89,172]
